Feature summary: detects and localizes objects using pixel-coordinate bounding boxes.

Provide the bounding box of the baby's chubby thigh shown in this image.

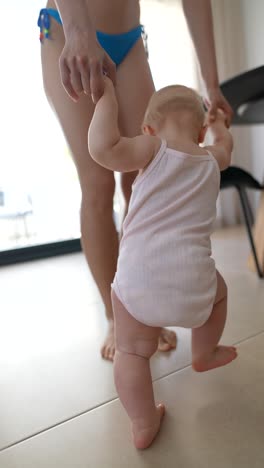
[111,289,161,358]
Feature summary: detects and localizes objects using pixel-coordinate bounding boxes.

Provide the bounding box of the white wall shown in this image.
[141,0,197,90]
[240,0,264,181]
[211,0,264,221]
[142,0,264,223]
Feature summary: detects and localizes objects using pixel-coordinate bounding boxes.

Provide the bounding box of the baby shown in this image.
[88,78,236,450]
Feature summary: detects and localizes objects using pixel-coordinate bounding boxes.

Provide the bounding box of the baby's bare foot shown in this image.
[132,404,165,450]
[158,328,177,352]
[193,345,237,372]
[100,320,115,361]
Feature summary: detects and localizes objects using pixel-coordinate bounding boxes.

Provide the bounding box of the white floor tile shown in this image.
[0,226,263,462]
[1,332,263,468]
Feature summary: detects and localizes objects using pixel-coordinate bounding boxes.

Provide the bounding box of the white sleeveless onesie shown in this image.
[112,140,220,328]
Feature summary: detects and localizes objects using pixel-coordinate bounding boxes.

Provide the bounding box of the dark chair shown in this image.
[220,66,264,278]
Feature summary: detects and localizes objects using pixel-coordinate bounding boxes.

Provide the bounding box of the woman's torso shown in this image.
[46,0,140,33]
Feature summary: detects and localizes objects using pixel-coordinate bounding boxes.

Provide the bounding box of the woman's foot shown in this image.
[192,345,237,372]
[101,323,177,361]
[101,320,115,361]
[132,403,165,450]
[158,328,177,352]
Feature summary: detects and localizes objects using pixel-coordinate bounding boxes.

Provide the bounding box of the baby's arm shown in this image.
[88,77,160,172]
[205,110,233,171]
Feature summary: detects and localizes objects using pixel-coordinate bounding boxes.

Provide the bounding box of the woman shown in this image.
[39,0,232,361]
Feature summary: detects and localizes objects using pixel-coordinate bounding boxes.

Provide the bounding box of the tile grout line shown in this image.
[153,327,264,383]
[231,327,264,346]
[1,327,264,454]
[0,396,118,454]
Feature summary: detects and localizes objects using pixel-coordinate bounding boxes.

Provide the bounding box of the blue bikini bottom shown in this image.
[38,8,144,66]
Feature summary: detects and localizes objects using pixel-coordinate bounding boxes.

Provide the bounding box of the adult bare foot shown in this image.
[132,403,165,450]
[158,328,177,352]
[101,319,115,361]
[192,345,237,372]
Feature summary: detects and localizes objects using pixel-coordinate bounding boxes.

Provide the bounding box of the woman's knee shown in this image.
[121,172,137,204]
[80,170,116,213]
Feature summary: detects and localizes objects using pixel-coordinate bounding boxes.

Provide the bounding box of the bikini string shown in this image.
[37,9,51,43]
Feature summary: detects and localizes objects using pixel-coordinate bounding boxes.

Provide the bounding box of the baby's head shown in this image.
[142,85,206,142]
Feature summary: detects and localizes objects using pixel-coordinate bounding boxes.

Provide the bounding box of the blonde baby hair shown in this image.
[142,85,205,133]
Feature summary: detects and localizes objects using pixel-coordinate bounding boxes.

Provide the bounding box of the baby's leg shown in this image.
[192,271,237,372]
[112,290,165,449]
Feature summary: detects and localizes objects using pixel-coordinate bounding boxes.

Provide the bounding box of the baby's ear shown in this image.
[198,124,208,144]
[142,124,156,136]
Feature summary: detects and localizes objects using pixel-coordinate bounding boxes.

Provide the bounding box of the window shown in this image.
[0,1,81,253]
[0,0,198,259]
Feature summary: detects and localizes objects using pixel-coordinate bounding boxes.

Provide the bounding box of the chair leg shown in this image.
[238,187,263,278]
[240,188,254,226]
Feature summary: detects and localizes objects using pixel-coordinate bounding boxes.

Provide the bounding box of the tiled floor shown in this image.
[0,226,263,467]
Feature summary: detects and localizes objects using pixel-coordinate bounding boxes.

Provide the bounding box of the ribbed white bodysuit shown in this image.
[113,139,220,328]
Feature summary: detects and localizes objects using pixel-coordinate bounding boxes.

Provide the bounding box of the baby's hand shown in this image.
[215,108,226,122]
[208,108,227,127]
[103,75,115,93]
[95,74,115,104]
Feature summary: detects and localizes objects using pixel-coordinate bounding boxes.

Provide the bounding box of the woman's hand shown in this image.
[205,87,233,127]
[59,28,116,103]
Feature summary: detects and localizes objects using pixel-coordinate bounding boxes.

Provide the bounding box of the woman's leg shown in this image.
[115,37,177,351]
[192,270,238,372]
[112,290,165,449]
[41,19,118,360]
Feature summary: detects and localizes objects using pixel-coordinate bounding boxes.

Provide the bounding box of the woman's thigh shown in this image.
[40,19,113,191]
[116,37,155,136]
[115,37,155,189]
